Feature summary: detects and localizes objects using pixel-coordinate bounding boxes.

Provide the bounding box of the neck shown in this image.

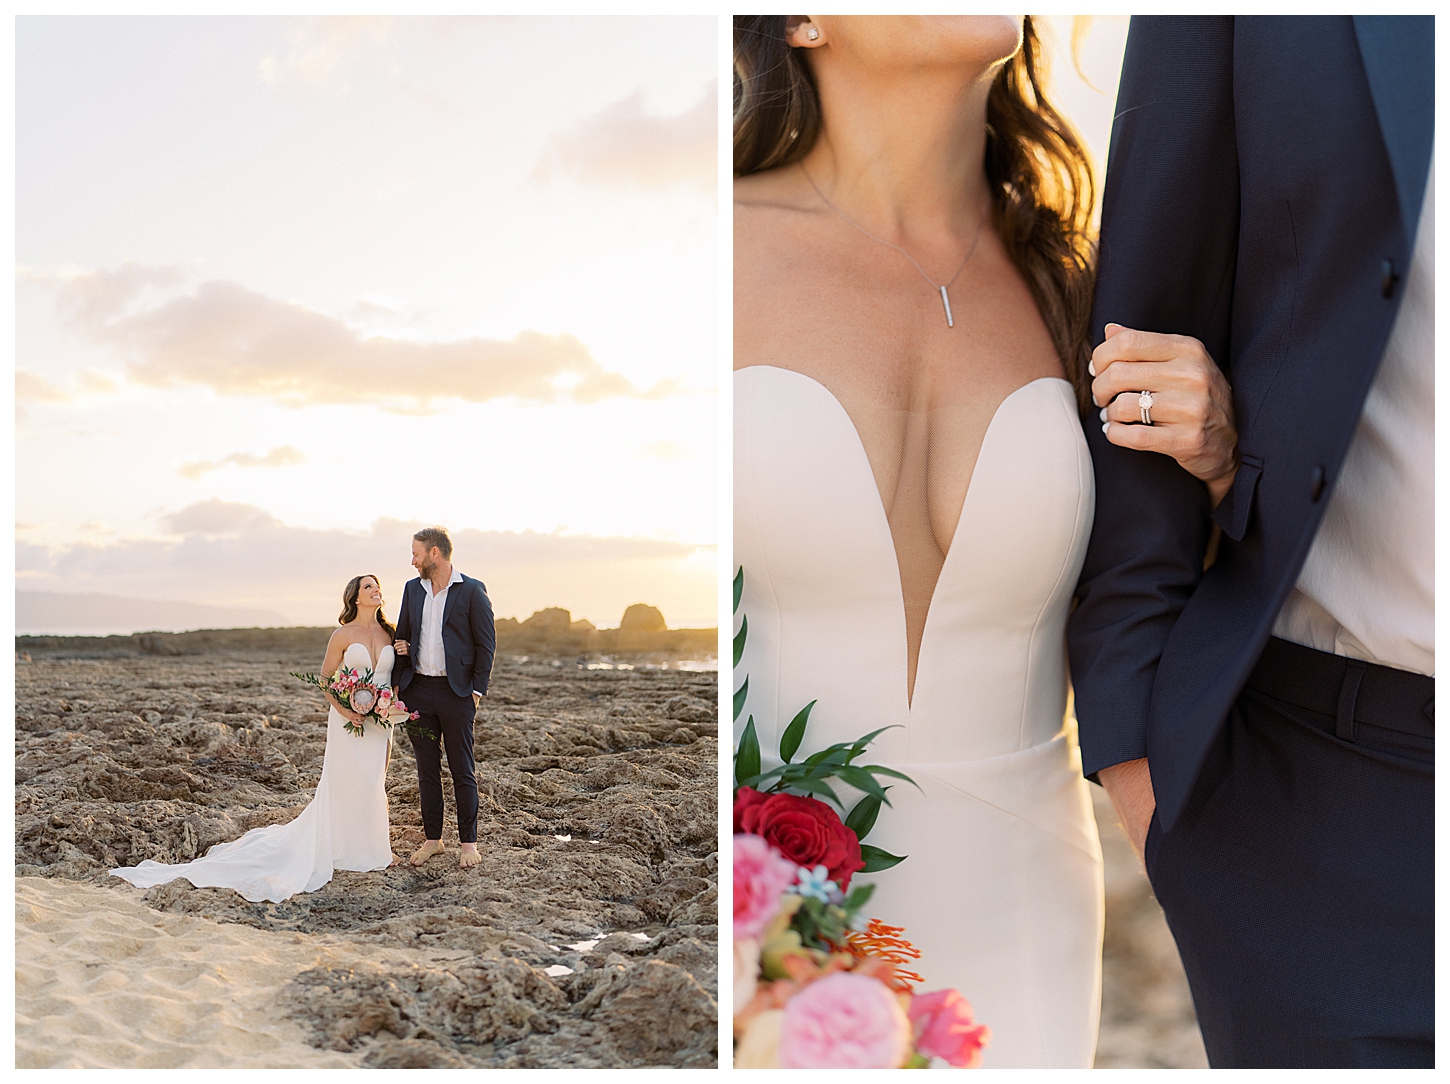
[799,55,997,247]
[353,604,380,625]
[430,563,453,590]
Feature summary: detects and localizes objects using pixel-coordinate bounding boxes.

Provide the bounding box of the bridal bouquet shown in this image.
[733,568,989,1069]
[290,665,419,737]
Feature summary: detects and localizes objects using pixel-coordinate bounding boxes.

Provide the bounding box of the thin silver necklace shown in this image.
[801,163,989,328]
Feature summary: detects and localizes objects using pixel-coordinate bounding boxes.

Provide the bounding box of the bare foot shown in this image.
[459,844,481,869]
[410,839,445,866]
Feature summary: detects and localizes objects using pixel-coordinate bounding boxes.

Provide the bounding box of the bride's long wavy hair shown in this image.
[733,16,1098,410]
[340,575,396,639]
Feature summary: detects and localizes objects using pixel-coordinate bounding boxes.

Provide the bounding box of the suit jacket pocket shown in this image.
[461,654,474,665]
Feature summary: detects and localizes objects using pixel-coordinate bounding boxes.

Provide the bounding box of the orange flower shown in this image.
[844,919,926,993]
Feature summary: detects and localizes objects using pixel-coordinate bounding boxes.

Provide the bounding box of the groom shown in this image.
[1069,17,1432,1068]
[392,525,497,869]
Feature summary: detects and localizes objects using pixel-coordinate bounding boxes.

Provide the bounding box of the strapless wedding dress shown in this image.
[111,642,395,903]
[735,366,1104,1068]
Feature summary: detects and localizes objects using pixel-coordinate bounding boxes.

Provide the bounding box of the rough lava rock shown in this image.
[14,649,719,1068]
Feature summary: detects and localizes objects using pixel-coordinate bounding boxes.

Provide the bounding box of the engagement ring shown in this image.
[1139,391,1155,426]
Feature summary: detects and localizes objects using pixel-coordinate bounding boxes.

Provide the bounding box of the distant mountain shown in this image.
[16,591,292,636]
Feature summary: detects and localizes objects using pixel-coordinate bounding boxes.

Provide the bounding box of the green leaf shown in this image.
[739,765,786,790]
[802,743,853,768]
[859,764,923,791]
[844,792,884,841]
[775,759,847,789]
[837,765,889,803]
[845,726,898,753]
[859,844,908,872]
[733,676,748,721]
[844,882,876,910]
[733,566,743,614]
[791,776,844,810]
[732,614,748,667]
[778,700,816,763]
[735,716,760,787]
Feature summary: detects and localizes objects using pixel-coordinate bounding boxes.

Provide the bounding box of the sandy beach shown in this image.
[15,647,718,1068]
[18,875,366,1068]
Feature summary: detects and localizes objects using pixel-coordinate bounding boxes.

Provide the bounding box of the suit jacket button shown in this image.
[1381,258,1400,299]
[1310,465,1326,502]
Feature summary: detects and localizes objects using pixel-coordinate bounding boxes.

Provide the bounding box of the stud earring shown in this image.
[807,26,819,41]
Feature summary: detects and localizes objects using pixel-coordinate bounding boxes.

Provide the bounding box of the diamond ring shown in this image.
[1138,391,1155,426]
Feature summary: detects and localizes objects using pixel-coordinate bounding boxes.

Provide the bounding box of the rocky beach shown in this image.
[15,634,718,1069]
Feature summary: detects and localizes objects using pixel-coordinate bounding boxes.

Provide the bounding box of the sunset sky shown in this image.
[15,16,1128,637]
[16,16,717,631]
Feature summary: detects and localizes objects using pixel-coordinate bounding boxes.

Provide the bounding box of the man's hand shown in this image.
[1099,757,1157,861]
[473,692,482,708]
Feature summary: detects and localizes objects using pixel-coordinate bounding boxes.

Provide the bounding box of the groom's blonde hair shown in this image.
[413,526,452,560]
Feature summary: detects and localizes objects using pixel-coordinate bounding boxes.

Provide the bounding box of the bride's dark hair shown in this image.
[733,16,1097,410]
[340,575,396,639]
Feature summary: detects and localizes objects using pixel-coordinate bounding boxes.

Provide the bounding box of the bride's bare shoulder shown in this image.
[328,627,359,650]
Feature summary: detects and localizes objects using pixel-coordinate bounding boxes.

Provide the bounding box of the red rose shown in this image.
[735,787,864,890]
[733,786,769,834]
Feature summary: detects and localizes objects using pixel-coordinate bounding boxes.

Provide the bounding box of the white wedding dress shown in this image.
[111,642,395,903]
[735,366,1104,1068]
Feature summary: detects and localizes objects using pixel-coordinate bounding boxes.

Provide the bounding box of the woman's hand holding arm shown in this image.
[1091,323,1240,507]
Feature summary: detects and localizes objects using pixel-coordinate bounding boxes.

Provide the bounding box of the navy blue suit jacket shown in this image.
[393,572,497,699]
[1068,16,1433,831]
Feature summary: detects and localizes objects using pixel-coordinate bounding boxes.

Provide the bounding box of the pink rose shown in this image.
[779,971,911,1069]
[908,988,990,1068]
[734,833,798,942]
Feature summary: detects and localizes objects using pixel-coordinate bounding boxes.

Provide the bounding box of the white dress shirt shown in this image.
[1273,157,1434,677]
[416,567,464,677]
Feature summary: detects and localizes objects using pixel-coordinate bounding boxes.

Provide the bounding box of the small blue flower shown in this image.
[791,864,839,902]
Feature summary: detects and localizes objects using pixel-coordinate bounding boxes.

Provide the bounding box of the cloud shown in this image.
[159,499,285,536]
[639,440,688,459]
[178,445,306,480]
[537,83,715,191]
[257,16,396,90]
[17,504,717,629]
[52,262,184,327]
[51,271,676,412]
[16,371,70,403]
[15,368,117,403]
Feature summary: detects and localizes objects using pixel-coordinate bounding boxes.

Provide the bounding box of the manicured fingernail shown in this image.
[1088,360,1096,377]
[1099,407,1107,422]
[1102,422,1110,434]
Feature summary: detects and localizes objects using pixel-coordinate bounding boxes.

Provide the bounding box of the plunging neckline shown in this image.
[346,640,393,672]
[738,366,1072,709]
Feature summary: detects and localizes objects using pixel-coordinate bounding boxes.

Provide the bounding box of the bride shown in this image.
[110,575,398,903]
[734,16,1237,1067]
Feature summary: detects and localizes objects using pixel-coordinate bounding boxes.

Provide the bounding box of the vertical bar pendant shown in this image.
[940,285,954,328]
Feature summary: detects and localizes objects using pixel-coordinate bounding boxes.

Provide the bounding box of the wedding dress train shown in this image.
[735,366,1104,1068]
[110,642,395,903]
